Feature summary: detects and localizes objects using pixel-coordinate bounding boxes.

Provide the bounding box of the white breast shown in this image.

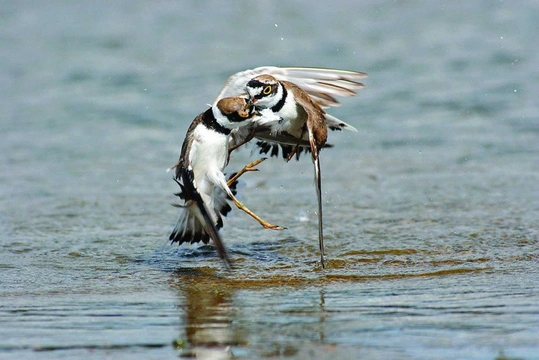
[271,91,305,137]
[189,124,229,196]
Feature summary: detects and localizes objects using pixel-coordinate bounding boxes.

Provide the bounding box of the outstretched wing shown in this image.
[213,66,367,108]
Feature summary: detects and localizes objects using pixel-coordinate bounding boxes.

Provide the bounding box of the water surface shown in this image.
[1,1,538,359]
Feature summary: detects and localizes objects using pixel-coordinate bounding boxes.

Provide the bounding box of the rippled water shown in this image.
[1,1,538,359]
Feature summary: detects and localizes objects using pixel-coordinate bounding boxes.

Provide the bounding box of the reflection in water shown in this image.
[172,271,245,359]
[166,243,499,359]
[318,289,326,344]
[169,268,330,358]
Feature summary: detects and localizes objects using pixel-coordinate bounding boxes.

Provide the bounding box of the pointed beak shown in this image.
[246,96,258,105]
[246,93,258,105]
[245,101,261,116]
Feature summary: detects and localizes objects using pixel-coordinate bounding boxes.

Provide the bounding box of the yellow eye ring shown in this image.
[263,85,272,95]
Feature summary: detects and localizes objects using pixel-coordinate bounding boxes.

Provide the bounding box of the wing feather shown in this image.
[213,66,367,108]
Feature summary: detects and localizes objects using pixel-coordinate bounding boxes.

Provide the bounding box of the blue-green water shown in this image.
[1,1,538,359]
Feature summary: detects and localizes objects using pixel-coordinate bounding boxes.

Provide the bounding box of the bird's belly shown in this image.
[276,102,306,138]
[275,117,305,140]
[189,125,229,195]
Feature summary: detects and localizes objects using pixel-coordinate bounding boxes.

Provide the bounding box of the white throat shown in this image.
[211,105,251,130]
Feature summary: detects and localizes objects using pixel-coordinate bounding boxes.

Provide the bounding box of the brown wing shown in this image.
[214,66,367,108]
[282,80,328,150]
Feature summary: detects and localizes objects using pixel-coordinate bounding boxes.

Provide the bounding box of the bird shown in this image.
[217,66,367,268]
[168,97,283,268]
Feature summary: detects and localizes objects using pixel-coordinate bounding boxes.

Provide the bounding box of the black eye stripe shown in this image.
[247,79,266,88]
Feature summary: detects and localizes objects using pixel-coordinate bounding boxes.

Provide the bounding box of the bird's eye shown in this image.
[263,85,272,95]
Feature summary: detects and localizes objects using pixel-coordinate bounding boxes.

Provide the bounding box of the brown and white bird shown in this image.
[217,66,367,267]
[169,97,282,268]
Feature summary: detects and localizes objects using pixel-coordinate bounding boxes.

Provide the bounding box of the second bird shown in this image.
[239,67,367,268]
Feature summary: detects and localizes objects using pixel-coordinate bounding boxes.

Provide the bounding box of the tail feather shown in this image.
[170,171,240,245]
[170,200,212,244]
[324,113,358,132]
[169,168,232,267]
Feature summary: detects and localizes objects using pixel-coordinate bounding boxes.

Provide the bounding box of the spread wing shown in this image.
[226,67,365,159]
[213,66,367,108]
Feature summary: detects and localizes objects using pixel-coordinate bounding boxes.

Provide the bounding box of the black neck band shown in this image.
[203,108,231,135]
[271,85,287,113]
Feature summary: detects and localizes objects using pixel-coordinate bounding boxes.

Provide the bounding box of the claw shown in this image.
[227,158,267,186]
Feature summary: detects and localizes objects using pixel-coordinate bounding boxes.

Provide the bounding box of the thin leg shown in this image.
[218,160,285,231]
[309,134,325,268]
[286,125,308,162]
[229,193,285,230]
[313,151,325,268]
[285,144,300,162]
[227,157,267,187]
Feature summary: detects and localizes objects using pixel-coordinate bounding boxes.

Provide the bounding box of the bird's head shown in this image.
[245,74,280,107]
[213,97,255,129]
